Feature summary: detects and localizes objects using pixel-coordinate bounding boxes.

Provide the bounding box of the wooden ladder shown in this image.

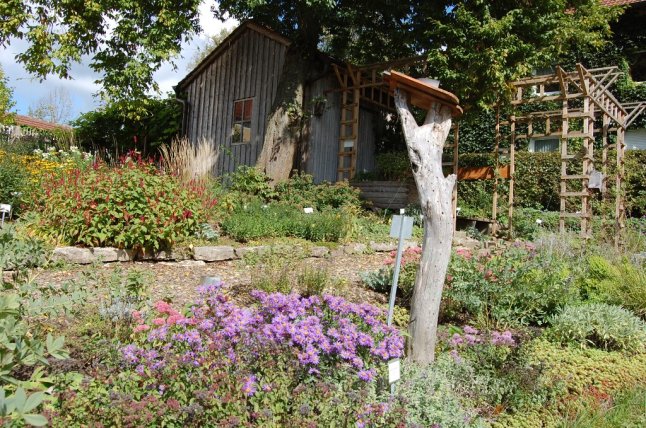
[337,69,361,181]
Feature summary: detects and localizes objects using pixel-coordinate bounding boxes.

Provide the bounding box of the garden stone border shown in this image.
[51,239,423,265]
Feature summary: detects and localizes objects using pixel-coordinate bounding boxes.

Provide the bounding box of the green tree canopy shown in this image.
[0,1,623,113]
[72,94,181,156]
[217,1,622,110]
[0,0,201,107]
[0,65,14,124]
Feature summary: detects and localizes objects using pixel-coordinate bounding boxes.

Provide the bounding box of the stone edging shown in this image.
[51,241,421,265]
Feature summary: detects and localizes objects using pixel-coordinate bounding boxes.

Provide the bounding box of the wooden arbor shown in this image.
[496,64,645,243]
[330,60,460,183]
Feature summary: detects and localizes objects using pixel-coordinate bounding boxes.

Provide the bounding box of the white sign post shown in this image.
[387,209,413,394]
[0,204,11,227]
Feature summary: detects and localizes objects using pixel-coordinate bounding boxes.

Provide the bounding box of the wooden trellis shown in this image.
[497,64,645,245]
[331,57,427,180]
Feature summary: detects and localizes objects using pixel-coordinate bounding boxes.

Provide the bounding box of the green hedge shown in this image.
[458,151,645,217]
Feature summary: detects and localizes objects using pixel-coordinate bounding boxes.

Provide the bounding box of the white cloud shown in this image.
[0,2,237,122]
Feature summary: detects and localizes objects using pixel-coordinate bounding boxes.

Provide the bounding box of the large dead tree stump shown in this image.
[394,88,455,364]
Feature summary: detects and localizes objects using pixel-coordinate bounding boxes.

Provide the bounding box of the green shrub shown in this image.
[0,270,81,426]
[360,267,392,294]
[227,165,278,201]
[360,247,421,305]
[578,256,646,317]
[509,208,560,239]
[548,304,646,353]
[455,150,645,218]
[221,202,351,242]
[0,153,29,213]
[31,160,216,251]
[393,359,485,427]
[0,227,49,274]
[624,150,646,217]
[297,267,332,297]
[275,172,363,210]
[443,245,579,327]
[374,151,412,181]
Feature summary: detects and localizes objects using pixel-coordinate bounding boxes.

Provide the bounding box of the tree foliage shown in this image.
[424,1,621,110]
[216,1,621,111]
[0,1,624,115]
[72,94,181,156]
[0,0,201,107]
[0,65,14,124]
[187,27,235,71]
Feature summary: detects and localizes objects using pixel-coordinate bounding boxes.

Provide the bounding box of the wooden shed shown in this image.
[175,21,393,183]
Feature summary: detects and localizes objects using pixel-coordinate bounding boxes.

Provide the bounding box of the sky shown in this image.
[0,2,237,124]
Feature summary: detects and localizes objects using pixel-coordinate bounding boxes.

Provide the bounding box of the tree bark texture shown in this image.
[255,49,307,183]
[394,89,455,365]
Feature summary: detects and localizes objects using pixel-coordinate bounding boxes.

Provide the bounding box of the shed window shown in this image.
[232,98,253,144]
[529,138,560,153]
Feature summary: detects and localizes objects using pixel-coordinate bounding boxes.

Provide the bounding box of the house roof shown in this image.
[176,21,292,92]
[13,114,72,132]
[599,0,646,6]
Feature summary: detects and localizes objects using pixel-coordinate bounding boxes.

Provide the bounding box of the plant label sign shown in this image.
[303,207,314,214]
[0,204,10,213]
[388,358,401,384]
[389,215,413,239]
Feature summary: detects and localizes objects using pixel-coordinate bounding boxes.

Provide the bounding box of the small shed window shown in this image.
[232,98,253,144]
[529,137,560,153]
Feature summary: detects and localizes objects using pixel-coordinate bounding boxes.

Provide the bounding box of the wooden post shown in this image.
[616,123,625,248]
[452,124,459,229]
[507,116,516,239]
[559,81,569,233]
[581,94,591,237]
[492,108,500,236]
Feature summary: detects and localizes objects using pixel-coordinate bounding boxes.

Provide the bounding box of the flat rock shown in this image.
[159,260,206,267]
[193,246,236,262]
[370,242,397,252]
[52,247,95,264]
[235,246,270,258]
[309,246,330,257]
[92,247,134,262]
[344,243,368,255]
[53,247,136,264]
[137,248,192,261]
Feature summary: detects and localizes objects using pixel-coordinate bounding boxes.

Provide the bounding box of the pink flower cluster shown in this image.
[384,246,422,267]
[449,325,516,350]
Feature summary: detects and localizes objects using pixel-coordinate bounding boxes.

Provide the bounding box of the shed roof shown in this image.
[176,21,291,91]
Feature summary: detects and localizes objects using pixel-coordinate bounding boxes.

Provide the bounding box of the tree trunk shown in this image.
[394,89,455,365]
[255,49,308,183]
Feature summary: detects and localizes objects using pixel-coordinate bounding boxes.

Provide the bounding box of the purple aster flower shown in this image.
[463,325,478,335]
[242,375,257,396]
[357,368,377,382]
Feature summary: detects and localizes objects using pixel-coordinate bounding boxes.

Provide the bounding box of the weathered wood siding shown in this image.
[182,28,288,175]
[304,74,340,183]
[356,108,377,174]
[304,75,379,183]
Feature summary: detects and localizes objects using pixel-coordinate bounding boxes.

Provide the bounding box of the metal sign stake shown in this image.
[386,209,413,395]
